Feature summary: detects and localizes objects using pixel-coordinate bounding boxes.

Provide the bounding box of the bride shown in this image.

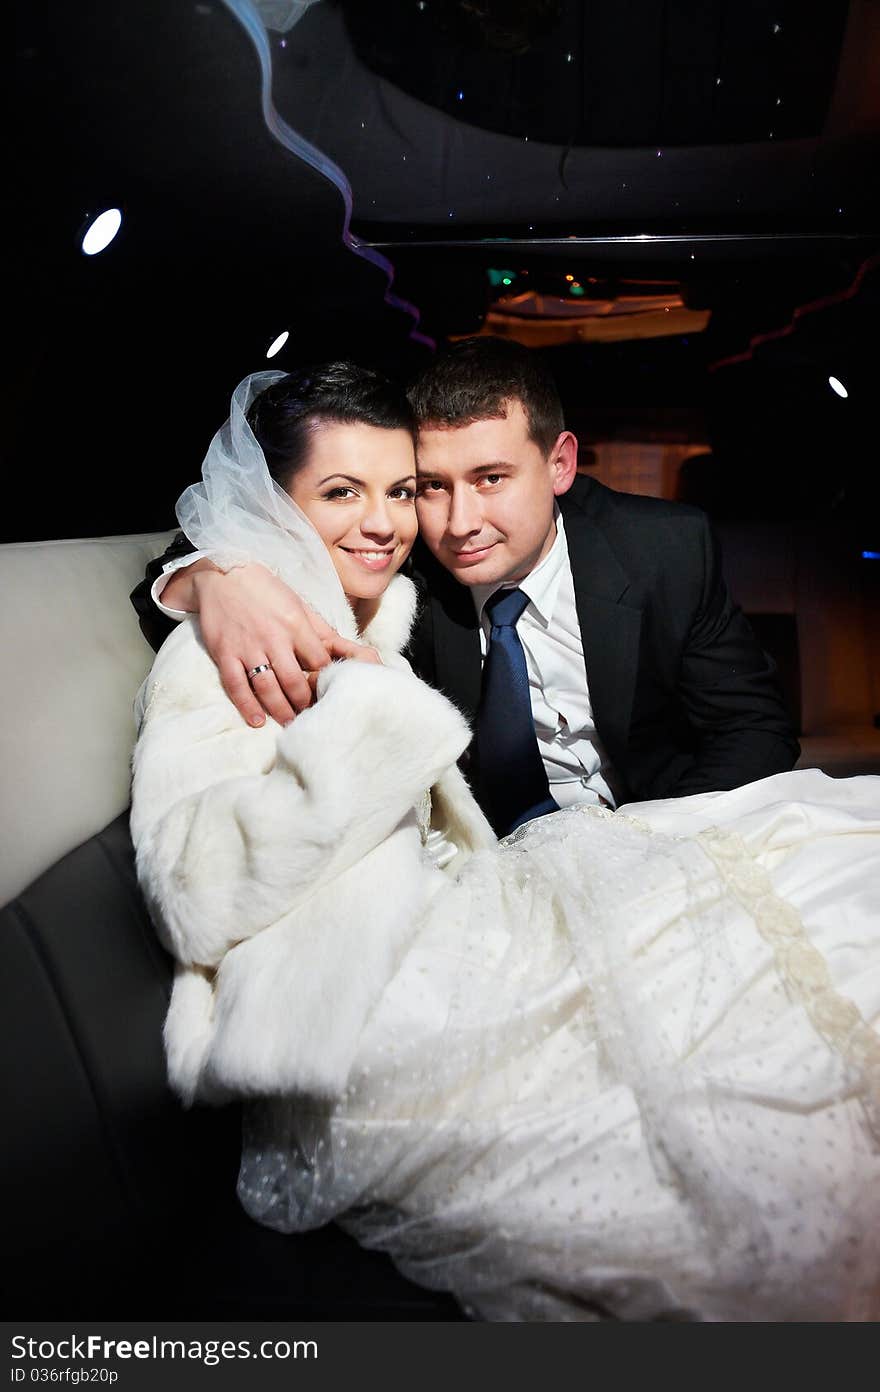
[131,367,880,1323]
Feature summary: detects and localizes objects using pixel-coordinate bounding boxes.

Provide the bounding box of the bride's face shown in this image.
[287,420,418,602]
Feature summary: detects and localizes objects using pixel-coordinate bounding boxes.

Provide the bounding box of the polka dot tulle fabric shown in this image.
[239,770,880,1321]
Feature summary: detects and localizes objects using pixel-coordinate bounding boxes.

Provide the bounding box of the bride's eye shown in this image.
[323,486,357,500]
[389,486,416,501]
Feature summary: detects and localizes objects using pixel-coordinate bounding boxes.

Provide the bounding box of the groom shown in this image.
[133,337,799,827]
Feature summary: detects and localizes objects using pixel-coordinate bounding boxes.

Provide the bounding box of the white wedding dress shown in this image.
[238,767,880,1322]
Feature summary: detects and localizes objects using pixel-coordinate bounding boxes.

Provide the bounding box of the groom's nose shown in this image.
[446,483,483,538]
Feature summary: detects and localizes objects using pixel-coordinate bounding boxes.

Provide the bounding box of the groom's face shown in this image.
[415,399,577,587]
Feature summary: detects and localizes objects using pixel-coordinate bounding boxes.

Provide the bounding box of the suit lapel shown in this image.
[414,542,483,719]
[432,593,482,719]
[561,484,643,760]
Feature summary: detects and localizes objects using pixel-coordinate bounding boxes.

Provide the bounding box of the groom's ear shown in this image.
[550,431,579,496]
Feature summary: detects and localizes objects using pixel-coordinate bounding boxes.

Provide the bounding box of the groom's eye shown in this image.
[417,480,446,495]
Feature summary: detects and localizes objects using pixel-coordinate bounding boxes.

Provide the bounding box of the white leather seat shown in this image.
[0,531,176,906]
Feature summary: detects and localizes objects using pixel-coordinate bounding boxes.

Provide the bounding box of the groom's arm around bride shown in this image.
[132,339,799,807]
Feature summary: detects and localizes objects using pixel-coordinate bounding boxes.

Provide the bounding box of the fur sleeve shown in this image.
[131,625,471,969]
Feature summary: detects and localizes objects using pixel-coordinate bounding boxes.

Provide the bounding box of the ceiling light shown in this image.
[266,331,290,359]
[81,208,122,256]
[828,376,848,398]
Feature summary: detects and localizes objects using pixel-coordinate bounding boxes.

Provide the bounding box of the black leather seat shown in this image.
[0,814,461,1319]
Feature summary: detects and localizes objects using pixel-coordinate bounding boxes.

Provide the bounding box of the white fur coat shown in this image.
[130,574,494,1106]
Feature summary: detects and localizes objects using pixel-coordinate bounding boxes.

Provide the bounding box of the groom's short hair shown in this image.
[408,337,565,455]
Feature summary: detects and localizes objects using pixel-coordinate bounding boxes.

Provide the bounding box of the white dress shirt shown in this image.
[470,512,619,810]
[151,551,215,621]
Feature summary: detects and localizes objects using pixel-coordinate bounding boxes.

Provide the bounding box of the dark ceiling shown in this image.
[344,0,850,149]
[11,0,880,541]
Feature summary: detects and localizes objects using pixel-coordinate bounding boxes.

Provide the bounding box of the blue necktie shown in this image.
[475,587,559,837]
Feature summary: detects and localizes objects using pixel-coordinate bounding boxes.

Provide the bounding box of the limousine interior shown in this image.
[6,0,878,1318]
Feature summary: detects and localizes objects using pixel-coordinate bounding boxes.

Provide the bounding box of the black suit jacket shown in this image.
[403,475,799,803]
[132,474,799,805]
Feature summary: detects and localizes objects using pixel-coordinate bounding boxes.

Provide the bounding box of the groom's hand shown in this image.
[184,562,366,727]
[304,643,383,699]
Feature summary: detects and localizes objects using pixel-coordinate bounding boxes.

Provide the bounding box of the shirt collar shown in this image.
[472,507,567,627]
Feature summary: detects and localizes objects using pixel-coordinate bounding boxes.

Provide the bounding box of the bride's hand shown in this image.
[191,562,367,727]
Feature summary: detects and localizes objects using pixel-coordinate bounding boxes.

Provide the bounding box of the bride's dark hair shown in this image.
[247,362,416,490]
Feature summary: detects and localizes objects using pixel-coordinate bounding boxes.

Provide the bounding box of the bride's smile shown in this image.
[288,419,418,608]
